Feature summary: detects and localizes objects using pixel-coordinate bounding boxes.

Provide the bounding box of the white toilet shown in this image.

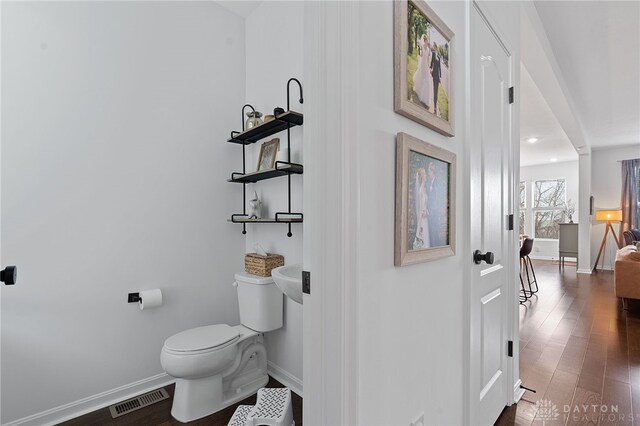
[161,272,283,423]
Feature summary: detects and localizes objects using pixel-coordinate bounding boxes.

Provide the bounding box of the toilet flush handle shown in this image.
[232,281,238,287]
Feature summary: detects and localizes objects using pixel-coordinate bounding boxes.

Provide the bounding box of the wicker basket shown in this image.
[245,253,284,277]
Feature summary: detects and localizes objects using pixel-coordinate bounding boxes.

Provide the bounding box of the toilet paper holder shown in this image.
[127,292,141,303]
[128,289,163,310]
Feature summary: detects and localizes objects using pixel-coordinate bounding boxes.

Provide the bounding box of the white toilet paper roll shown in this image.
[139,289,163,310]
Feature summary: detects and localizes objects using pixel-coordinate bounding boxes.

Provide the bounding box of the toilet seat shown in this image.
[164,324,240,354]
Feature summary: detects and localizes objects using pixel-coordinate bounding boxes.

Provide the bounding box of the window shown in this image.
[519,181,526,235]
[533,179,566,239]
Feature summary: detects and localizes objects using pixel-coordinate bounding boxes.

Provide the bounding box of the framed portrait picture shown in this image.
[256,138,280,171]
[394,0,454,137]
[395,132,456,266]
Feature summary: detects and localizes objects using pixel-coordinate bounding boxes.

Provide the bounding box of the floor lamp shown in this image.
[592,209,623,272]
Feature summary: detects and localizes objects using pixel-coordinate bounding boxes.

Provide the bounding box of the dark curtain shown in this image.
[620,158,640,244]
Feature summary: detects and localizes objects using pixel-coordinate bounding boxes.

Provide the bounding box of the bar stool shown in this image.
[519,276,529,304]
[520,238,538,300]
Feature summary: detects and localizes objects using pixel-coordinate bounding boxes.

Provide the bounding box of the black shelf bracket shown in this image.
[287,78,304,110]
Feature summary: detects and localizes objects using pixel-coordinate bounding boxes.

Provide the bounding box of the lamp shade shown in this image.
[595,209,622,222]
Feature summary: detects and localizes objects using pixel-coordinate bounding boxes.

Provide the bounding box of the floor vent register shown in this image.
[108,388,170,418]
[228,387,294,426]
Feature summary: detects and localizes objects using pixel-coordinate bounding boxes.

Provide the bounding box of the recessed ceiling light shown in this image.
[550,158,558,162]
[527,138,538,143]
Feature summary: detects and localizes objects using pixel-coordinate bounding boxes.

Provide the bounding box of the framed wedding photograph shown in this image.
[256,138,280,171]
[394,0,454,136]
[395,132,456,266]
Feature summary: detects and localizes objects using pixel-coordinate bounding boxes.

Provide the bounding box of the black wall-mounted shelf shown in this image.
[227,78,304,237]
[230,214,303,224]
[228,111,303,145]
[228,161,303,184]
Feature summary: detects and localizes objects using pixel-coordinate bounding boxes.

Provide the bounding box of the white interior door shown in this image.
[469,4,514,425]
[0,12,16,289]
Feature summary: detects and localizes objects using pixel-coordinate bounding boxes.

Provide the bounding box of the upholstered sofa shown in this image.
[614,245,640,300]
[622,229,640,246]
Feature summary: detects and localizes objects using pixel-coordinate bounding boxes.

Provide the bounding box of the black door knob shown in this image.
[1,266,17,285]
[473,250,494,265]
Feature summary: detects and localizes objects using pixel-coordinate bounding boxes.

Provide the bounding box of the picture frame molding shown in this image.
[394,0,455,137]
[256,138,280,171]
[395,132,456,266]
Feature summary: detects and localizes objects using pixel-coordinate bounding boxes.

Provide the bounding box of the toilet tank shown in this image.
[234,272,283,332]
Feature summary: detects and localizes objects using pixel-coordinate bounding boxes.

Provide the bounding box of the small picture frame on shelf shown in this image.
[256,138,280,171]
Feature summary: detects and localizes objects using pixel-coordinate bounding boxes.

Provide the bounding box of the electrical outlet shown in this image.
[410,412,425,426]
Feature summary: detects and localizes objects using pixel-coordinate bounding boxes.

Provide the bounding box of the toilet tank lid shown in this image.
[164,324,239,352]
[235,272,274,285]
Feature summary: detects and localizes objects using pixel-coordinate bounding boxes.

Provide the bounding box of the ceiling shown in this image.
[520,64,578,167]
[533,1,640,149]
[219,1,637,158]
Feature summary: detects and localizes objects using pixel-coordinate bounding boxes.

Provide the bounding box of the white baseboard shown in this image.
[528,255,577,262]
[3,373,175,426]
[267,361,303,398]
[513,379,525,403]
[577,268,593,275]
[593,266,614,272]
[528,255,558,261]
[5,365,301,425]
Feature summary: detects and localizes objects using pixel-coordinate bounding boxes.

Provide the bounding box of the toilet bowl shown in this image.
[160,272,284,423]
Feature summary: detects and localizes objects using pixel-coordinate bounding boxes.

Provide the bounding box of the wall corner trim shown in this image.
[267,361,303,397]
[513,379,525,403]
[2,373,174,426]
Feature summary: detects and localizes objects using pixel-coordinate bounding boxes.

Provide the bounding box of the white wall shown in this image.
[590,145,640,269]
[346,1,515,423]
[1,2,245,423]
[244,2,303,393]
[345,2,521,424]
[578,154,592,272]
[520,160,579,259]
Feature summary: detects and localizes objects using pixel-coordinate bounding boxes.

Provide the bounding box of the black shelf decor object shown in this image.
[228,78,304,237]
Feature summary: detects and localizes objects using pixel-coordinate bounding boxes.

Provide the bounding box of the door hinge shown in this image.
[507,340,514,357]
[302,271,311,295]
[508,214,514,231]
[509,87,514,104]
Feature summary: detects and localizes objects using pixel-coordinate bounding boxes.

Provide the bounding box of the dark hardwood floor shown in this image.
[59,377,302,426]
[496,260,640,426]
[56,260,638,426]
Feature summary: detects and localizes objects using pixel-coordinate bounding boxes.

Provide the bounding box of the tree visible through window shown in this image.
[533,179,566,239]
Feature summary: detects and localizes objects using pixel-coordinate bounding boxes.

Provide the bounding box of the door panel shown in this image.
[470,3,513,425]
[482,63,506,265]
[481,286,502,395]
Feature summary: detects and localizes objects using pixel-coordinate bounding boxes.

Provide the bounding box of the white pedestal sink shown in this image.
[271,265,303,304]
